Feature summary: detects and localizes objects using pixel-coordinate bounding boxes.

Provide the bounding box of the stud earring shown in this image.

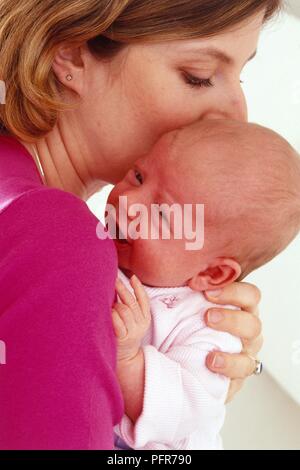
[66,74,73,81]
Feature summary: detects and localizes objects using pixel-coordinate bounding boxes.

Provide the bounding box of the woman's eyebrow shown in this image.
[183,47,257,66]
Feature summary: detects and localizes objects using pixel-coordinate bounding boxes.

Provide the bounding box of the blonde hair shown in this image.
[0,0,282,142]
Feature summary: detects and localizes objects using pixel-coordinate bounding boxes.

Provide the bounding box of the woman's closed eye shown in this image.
[182,71,214,89]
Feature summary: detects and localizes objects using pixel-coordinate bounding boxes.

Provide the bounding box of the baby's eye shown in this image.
[127,168,143,186]
[134,170,143,185]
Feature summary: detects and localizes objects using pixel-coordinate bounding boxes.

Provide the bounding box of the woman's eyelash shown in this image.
[183,72,213,89]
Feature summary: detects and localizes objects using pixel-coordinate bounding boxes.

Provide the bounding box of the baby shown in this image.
[105,119,300,450]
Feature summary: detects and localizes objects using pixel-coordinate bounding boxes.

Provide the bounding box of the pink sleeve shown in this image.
[0,188,124,450]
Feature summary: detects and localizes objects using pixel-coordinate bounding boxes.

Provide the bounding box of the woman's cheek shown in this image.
[138,79,183,129]
[153,93,200,133]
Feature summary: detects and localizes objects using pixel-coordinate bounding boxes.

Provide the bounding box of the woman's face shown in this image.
[73,12,265,184]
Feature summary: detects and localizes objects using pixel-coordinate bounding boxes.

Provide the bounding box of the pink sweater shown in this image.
[0,136,124,450]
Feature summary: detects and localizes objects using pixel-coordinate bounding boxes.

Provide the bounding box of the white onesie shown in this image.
[114,269,242,450]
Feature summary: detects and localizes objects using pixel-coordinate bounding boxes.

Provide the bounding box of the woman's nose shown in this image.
[203,87,248,123]
[228,90,248,122]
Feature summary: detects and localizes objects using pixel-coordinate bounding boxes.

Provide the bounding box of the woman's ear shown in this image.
[52,44,87,95]
[188,258,242,292]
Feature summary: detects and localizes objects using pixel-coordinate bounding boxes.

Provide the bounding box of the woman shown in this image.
[0,0,280,450]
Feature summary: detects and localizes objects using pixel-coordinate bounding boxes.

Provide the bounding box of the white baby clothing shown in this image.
[114,269,242,450]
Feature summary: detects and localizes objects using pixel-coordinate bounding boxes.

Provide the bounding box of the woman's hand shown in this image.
[203,282,263,403]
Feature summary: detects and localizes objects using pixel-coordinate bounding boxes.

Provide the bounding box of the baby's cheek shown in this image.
[106,186,121,209]
[131,242,161,278]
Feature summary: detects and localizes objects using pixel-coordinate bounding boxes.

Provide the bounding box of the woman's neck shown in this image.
[20,115,104,201]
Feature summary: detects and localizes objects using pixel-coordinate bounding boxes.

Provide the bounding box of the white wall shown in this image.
[241,9,300,406]
[221,8,300,449]
[287,0,300,19]
[222,371,300,450]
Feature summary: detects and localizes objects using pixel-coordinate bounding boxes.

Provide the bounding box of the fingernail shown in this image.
[208,310,224,324]
[212,355,225,368]
[206,289,223,298]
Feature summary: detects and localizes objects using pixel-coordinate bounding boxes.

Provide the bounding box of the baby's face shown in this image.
[106,131,217,287]
[107,118,300,287]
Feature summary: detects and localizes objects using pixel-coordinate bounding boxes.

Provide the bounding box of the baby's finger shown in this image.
[114,302,136,332]
[112,309,127,339]
[115,278,141,321]
[130,275,150,319]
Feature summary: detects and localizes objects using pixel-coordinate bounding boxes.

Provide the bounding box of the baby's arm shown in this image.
[112,276,151,423]
[113,278,241,450]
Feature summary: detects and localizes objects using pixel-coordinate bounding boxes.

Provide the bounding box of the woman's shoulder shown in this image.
[0,167,122,450]
[0,135,118,300]
[0,134,114,258]
[0,134,45,212]
[0,184,117,270]
[0,185,118,325]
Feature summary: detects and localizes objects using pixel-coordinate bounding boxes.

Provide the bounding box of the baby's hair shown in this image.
[236,134,300,280]
[173,120,300,279]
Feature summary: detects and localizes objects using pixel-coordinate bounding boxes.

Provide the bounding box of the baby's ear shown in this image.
[188,258,242,292]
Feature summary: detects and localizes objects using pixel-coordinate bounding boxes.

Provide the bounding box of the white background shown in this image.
[222,3,300,449]
[241,3,300,406]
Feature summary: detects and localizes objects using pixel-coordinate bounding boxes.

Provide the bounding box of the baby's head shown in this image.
[107,120,300,288]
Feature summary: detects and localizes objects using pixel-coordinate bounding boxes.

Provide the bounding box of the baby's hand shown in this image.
[112,275,151,363]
